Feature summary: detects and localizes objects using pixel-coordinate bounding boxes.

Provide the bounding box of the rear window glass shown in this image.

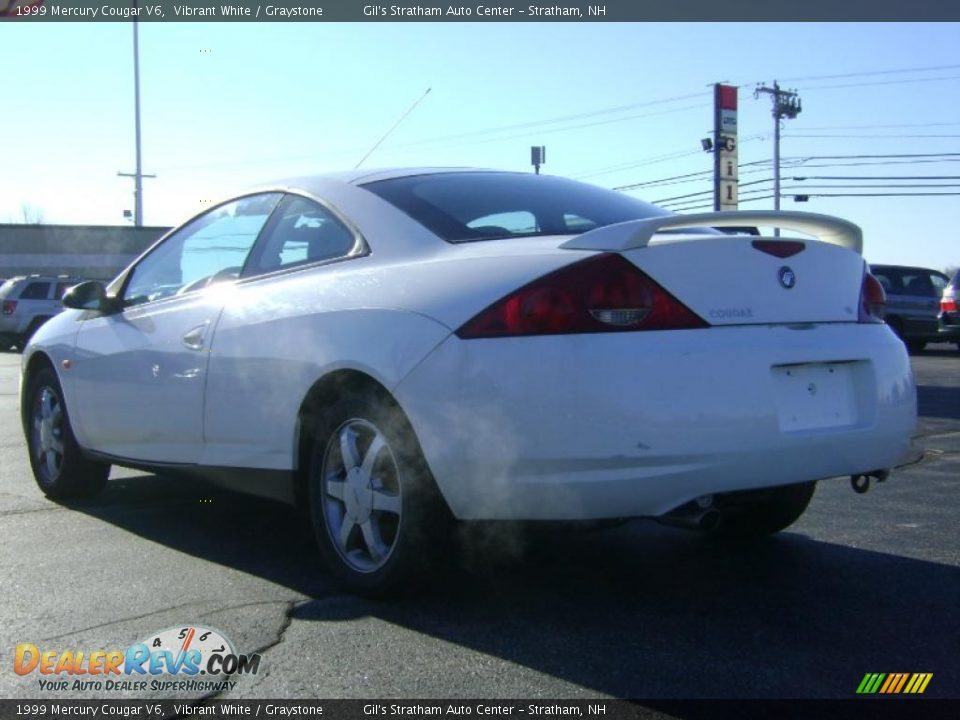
[361,172,672,243]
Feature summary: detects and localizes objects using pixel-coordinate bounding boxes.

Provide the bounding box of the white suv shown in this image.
[0,276,83,351]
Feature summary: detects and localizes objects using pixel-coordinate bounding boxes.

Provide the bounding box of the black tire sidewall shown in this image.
[26,367,107,500]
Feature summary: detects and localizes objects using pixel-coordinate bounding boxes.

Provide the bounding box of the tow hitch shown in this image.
[850,469,890,494]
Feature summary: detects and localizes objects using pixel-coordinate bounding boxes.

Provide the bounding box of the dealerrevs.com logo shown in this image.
[14,626,261,693]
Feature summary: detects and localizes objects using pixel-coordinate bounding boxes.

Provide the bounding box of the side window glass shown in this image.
[244,195,356,277]
[21,282,51,300]
[55,282,75,299]
[124,193,281,306]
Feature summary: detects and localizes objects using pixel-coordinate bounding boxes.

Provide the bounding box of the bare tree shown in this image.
[19,203,45,224]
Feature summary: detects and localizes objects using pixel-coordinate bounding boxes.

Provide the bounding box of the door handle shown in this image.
[182,323,208,351]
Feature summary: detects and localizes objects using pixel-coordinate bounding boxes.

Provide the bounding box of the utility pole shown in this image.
[755,82,801,235]
[118,9,154,226]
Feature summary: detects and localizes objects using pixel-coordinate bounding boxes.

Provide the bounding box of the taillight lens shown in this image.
[751,240,806,258]
[456,254,708,339]
[1,300,17,315]
[859,271,886,323]
[942,293,958,313]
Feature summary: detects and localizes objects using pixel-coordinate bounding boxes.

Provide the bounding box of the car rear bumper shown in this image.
[395,323,916,520]
[938,312,960,342]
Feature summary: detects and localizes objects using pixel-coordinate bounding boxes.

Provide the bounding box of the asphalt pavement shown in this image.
[1,345,957,702]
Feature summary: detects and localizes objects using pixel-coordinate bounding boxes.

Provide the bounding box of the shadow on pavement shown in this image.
[916,385,960,421]
[70,473,960,699]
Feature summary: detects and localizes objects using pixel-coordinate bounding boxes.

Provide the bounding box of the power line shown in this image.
[798,74,960,91]
[790,175,960,181]
[798,192,960,198]
[651,177,773,204]
[398,93,712,149]
[785,133,960,139]
[775,63,960,83]
[797,121,960,131]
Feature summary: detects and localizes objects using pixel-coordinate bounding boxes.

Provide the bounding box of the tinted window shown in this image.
[871,268,899,294]
[900,271,935,298]
[125,193,281,306]
[55,282,76,299]
[243,195,357,277]
[21,282,51,300]
[361,172,671,243]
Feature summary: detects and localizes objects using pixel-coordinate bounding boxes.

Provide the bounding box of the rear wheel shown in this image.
[26,367,109,500]
[307,392,451,596]
[709,482,816,539]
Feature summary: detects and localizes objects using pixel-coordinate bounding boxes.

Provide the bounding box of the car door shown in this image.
[70,193,282,464]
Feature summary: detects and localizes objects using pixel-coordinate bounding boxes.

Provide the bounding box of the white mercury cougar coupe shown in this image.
[21,169,915,593]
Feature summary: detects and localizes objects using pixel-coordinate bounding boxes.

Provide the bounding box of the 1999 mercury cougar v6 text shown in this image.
[20,169,916,593]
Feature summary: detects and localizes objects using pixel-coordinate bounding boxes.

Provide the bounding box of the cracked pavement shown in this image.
[1,347,958,700]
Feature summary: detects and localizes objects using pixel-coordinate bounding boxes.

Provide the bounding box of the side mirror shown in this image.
[62,281,117,313]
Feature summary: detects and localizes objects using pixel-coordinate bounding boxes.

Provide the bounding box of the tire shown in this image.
[306,392,451,596]
[709,482,816,540]
[906,339,926,354]
[25,367,109,501]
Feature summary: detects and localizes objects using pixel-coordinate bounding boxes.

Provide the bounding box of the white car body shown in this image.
[22,169,915,526]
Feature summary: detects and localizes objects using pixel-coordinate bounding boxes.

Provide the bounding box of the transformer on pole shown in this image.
[755,82,802,235]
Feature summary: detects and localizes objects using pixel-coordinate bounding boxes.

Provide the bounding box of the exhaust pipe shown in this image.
[658,508,721,532]
[850,469,891,494]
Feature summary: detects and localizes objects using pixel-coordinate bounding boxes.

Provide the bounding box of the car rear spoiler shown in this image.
[560,210,863,255]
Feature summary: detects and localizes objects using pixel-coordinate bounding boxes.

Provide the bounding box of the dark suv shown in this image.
[0,275,83,351]
[939,268,960,350]
[869,264,950,352]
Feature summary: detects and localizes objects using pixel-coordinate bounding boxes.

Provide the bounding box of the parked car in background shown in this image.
[0,275,83,351]
[869,264,950,352]
[939,268,960,350]
[20,170,914,594]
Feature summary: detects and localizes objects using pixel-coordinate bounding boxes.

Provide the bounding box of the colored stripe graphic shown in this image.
[857,672,932,694]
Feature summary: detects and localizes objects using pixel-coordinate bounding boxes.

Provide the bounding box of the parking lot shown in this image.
[0,345,957,701]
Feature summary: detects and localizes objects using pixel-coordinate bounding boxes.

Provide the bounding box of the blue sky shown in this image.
[1,22,958,271]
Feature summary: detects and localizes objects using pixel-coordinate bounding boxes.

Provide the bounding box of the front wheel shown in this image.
[709,482,816,539]
[307,392,451,596]
[26,367,109,500]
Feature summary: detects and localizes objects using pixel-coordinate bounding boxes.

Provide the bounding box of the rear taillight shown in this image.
[858,271,886,323]
[942,294,958,313]
[456,254,708,339]
[1,300,16,315]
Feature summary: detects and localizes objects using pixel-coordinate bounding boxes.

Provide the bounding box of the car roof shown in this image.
[264,167,511,194]
[870,264,945,274]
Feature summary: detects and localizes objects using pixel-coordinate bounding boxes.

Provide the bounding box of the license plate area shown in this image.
[772,361,862,432]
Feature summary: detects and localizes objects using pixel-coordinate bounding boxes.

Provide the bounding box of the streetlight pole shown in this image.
[133,13,143,226]
[119,5,154,226]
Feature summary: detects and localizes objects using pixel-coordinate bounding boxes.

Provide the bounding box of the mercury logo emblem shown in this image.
[779,266,797,289]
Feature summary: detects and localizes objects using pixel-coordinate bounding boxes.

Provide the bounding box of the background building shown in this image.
[0,224,169,280]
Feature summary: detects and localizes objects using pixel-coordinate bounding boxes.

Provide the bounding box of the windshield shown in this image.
[361,171,674,243]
